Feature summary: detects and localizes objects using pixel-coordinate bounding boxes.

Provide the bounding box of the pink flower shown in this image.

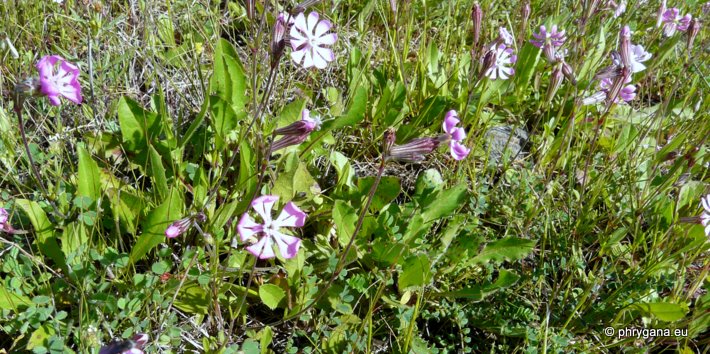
[530,25,565,63]
[482,43,517,80]
[99,333,148,354]
[583,76,635,105]
[662,8,692,36]
[656,0,667,27]
[449,141,471,161]
[36,55,82,106]
[289,12,337,69]
[701,194,710,236]
[628,44,651,73]
[237,196,306,259]
[0,208,15,234]
[498,27,515,46]
[530,25,566,48]
[164,217,192,238]
[441,110,471,160]
[271,109,320,151]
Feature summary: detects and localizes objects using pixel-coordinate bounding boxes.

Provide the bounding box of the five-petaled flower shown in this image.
[530,24,566,62]
[661,8,692,37]
[701,194,710,237]
[36,55,82,106]
[238,196,307,259]
[290,12,338,69]
[441,110,471,160]
[582,76,636,106]
[481,43,517,80]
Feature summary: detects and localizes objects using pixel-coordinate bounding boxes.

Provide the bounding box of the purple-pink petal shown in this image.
[251,195,279,223]
[450,127,466,142]
[274,202,307,228]
[237,213,264,242]
[271,231,302,259]
[165,225,181,238]
[449,141,470,160]
[443,110,460,134]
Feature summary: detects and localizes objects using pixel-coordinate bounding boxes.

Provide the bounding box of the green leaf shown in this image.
[329,151,356,191]
[421,183,467,222]
[471,237,535,265]
[15,200,67,272]
[148,144,169,200]
[323,86,367,130]
[117,96,160,152]
[60,222,88,265]
[633,302,688,322]
[577,24,606,82]
[77,146,101,203]
[275,99,306,128]
[357,176,400,212]
[260,326,274,354]
[0,280,32,310]
[414,168,444,199]
[513,43,542,99]
[436,269,520,301]
[398,254,431,290]
[210,39,247,112]
[129,189,184,264]
[209,95,241,150]
[333,200,358,247]
[259,284,286,310]
[27,324,56,350]
[271,153,318,201]
[173,283,210,314]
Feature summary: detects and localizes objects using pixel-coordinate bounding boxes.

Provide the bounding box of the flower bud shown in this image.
[245,0,255,21]
[274,109,319,135]
[546,64,565,103]
[270,14,288,68]
[478,47,496,80]
[386,137,440,163]
[521,1,531,25]
[605,67,631,109]
[472,2,483,47]
[383,128,396,157]
[687,19,701,56]
[656,0,666,28]
[561,61,576,85]
[619,25,632,69]
[165,217,192,238]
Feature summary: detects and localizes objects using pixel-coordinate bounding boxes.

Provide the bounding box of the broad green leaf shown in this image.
[275,99,306,128]
[148,144,169,200]
[209,95,240,150]
[260,326,274,354]
[398,254,431,290]
[414,168,444,200]
[61,222,88,266]
[323,86,367,130]
[357,176,400,212]
[77,146,101,203]
[107,189,144,235]
[27,323,56,350]
[271,153,318,201]
[210,39,247,111]
[678,181,704,210]
[333,200,358,247]
[259,284,286,310]
[421,184,468,222]
[513,43,542,99]
[471,237,535,265]
[15,200,67,271]
[129,189,184,264]
[329,151,356,190]
[633,302,688,322]
[173,283,209,314]
[117,96,160,152]
[0,280,32,310]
